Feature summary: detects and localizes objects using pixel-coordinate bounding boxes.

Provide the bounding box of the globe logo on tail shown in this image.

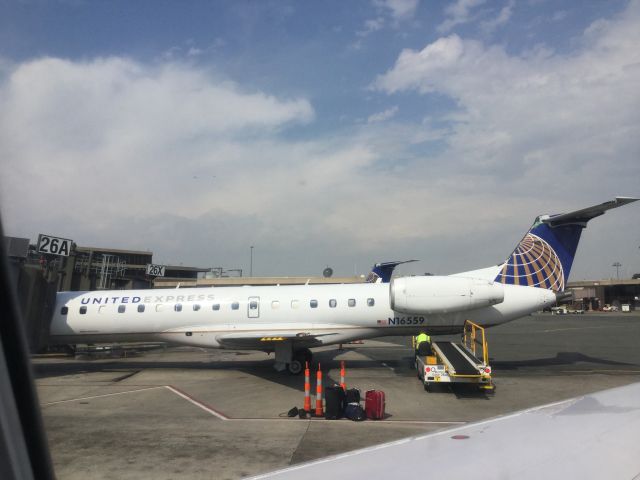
[495,233,564,291]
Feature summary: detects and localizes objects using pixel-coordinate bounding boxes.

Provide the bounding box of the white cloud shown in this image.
[1,2,639,279]
[367,105,399,123]
[375,0,420,20]
[481,0,515,34]
[356,0,419,41]
[371,1,640,276]
[438,0,486,33]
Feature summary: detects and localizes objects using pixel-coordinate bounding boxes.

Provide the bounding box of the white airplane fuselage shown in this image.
[50,280,556,349]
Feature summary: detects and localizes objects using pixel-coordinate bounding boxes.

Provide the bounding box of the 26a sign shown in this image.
[37,234,73,256]
[146,264,166,277]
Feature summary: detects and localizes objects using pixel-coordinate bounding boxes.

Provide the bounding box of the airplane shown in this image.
[48,197,638,374]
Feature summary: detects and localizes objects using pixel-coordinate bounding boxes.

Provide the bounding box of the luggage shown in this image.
[365,390,385,420]
[324,385,346,419]
[345,388,360,404]
[344,402,366,421]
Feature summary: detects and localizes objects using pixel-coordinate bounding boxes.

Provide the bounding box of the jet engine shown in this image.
[390,276,505,315]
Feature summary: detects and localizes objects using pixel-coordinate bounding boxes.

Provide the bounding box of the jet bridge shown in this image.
[416,320,494,392]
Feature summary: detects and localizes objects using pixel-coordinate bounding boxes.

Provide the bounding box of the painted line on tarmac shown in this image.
[42,386,164,405]
[541,325,622,333]
[165,385,230,420]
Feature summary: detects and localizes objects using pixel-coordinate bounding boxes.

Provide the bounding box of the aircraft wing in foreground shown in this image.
[252,381,640,479]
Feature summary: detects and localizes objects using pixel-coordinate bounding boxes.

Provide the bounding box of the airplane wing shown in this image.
[252,381,640,479]
[215,331,337,349]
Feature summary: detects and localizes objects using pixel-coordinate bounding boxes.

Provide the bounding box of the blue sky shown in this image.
[1,0,639,280]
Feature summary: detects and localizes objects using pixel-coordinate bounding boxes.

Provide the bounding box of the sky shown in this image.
[1,0,639,280]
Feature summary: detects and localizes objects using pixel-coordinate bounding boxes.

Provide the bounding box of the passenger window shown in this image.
[291,300,300,309]
[231,302,239,310]
[348,299,356,307]
[367,298,375,307]
[118,305,126,313]
[99,306,106,314]
[249,301,258,310]
[193,304,201,311]
[138,304,145,313]
[60,306,68,315]
[80,306,87,314]
[212,303,220,311]
[271,300,280,309]
[310,299,318,308]
[175,304,182,312]
[156,304,164,312]
[329,299,337,308]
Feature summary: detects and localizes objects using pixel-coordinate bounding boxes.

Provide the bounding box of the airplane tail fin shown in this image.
[494,197,638,292]
[366,260,418,283]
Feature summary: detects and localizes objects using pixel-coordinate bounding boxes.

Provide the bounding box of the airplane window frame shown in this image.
[137,304,145,313]
[118,305,126,313]
[79,306,87,314]
[348,299,356,307]
[310,299,318,308]
[174,304,182,312]
[329,299,337,308]
[193,304,201,311]
[271,300,280,309]
[231,302,240,310]
[60,306,68,315]
[367,298,375,307]
[212,303,220,311]
[291,299,300,309]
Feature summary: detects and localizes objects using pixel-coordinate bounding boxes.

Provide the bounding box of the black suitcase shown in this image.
[324,385,346,419]
[345,388,360,404]
[344,402,366,421]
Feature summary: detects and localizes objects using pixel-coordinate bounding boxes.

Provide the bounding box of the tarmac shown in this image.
[32,313,640,480]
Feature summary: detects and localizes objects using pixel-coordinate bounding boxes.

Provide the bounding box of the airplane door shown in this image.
[248,297,260,318]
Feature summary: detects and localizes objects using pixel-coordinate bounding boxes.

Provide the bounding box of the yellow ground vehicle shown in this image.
[415,320,494,392]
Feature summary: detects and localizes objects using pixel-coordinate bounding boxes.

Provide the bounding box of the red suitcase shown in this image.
[365,390,385,420]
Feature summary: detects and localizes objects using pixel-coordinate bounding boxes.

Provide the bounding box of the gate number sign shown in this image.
[37,234,73,256]
[146,264,166,277]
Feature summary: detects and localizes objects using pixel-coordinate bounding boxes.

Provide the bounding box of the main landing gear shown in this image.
[274,343,312,375]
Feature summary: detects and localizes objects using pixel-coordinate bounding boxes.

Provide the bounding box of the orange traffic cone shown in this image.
[303,362,311,412]
[315,363,324,417]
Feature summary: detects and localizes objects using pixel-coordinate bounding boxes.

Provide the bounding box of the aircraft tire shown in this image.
[287,358,304,375]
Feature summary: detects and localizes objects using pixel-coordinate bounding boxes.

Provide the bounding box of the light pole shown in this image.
[612,261,622,280]
[250,246,254,277]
